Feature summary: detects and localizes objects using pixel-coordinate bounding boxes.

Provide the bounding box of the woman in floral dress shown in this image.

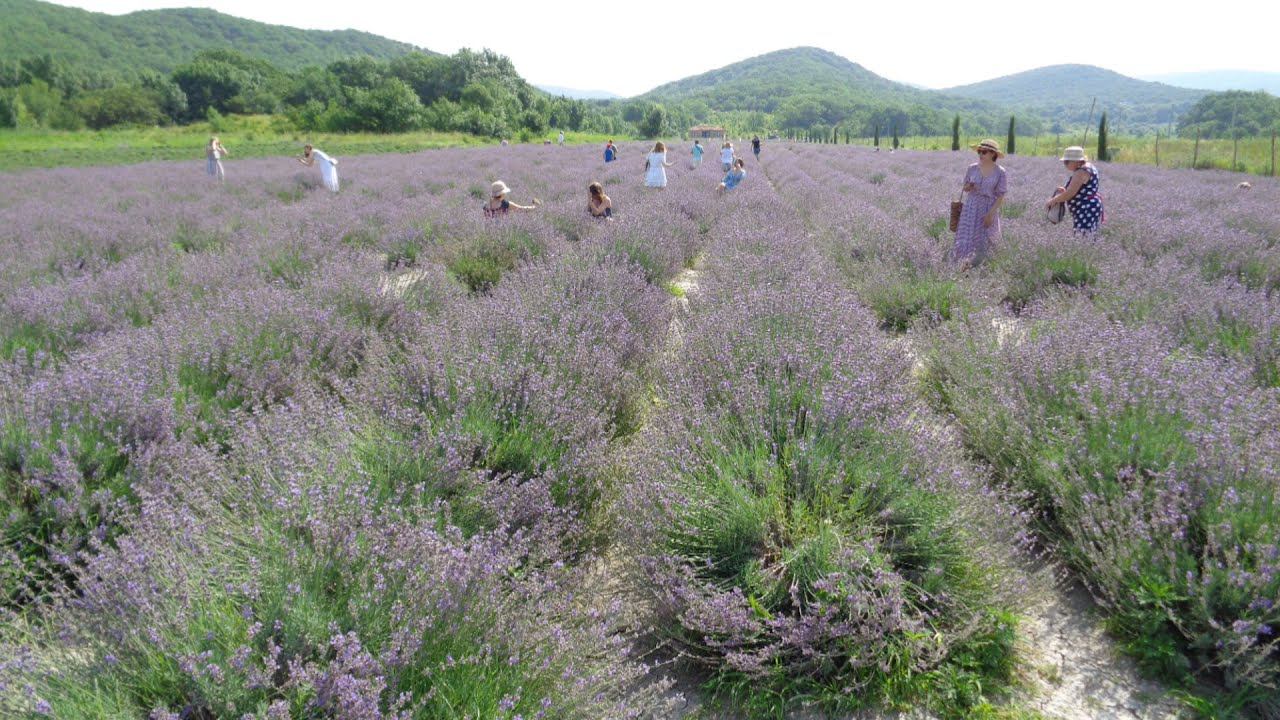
[954,138,1007,268]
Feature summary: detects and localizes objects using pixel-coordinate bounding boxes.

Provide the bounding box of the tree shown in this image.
[891,123,899,149]
[639,104,666,138]
[952,114,960,151]
[346,78,425,132]
[172,58,253,120]
[873,126,879,147]
[1097,112,1109,162]
[73,85,165,128]
[1007,115,1016,155]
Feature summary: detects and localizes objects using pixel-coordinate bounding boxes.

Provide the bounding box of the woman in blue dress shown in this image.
[954,139,1007,268]
[1046,146,1103,234]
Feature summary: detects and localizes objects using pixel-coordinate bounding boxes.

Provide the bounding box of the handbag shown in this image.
[949,187,964,232]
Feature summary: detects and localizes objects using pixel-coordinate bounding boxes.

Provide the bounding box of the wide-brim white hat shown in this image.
[1059,146,1088,162]
[491,181,511,197]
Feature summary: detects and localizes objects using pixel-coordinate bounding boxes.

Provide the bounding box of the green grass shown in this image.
[0,115,629,172]
[855,133,1280,177]
[862,276,970,332]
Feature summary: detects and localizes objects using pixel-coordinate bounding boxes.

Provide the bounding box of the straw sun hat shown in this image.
[490,180,512,198]
[971,139,1004,158]
[1059,146,1088,162]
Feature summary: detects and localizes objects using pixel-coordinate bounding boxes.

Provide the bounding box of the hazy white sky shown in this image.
[55,0,1280,96]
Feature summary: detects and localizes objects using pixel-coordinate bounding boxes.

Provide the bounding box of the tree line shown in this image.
[0,49,630,138]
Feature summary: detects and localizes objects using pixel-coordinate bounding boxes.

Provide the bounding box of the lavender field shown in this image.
[0,141,1277,719]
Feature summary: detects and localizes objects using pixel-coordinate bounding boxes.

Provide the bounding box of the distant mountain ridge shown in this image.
[941,64,1207,130]
[1140,70,1280,96]
[0,0,426,76]
[638,47,1013,135]
[536,85,620,100]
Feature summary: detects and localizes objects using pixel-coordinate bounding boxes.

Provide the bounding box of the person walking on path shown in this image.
[691,140,704,168]
[751,135,761,161]
[954,139,1007,268]
[587,181,613,219]
[720,141,735,172]
[604,140,618,163]
[484,180,539,217]
[645,142,675,188]
[1046,146,1103,234]
[718,158,747,193]
[205,136,229,183]
[299,144,340,193]
[558,130,566,146]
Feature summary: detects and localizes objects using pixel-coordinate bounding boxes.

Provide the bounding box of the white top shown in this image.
[720,147,734,163]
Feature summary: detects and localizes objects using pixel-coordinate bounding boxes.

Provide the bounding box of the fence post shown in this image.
[1272,131,1276,177]
[1192,129,1200,169]
[1154,132,1160,167]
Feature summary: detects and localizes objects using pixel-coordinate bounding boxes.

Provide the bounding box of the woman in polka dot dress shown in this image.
[1046,146,1103,233]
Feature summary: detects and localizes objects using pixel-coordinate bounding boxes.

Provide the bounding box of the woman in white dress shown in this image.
[205,136,229,183]
[644,141,674,188]
[299,143,340,193]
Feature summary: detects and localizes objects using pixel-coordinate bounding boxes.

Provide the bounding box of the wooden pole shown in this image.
[1192,128,1201,169]
[1082,97,1097,147]
[1154,132,1160,167]
[1271,131,1276,177]
[1230,101,1239,171]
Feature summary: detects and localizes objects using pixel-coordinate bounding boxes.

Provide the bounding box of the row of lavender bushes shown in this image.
[621,168,1035,716]
[0,142,720,717]
[769,142,1280,714]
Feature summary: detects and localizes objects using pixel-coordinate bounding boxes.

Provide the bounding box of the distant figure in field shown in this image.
[691,140,704,168]
[645,141,675,188]
[1238,181,1252,190]
[298,144,339,193]
[587,181,613,220]
[720,141,735,172]
[484,180,539,218]
[1046,146,1103,234]
[558,130,566,146]
[604,140,618,163]
[205,136,229,183]
[501,138,510,147]
[718,158,747,193]
[751,135,761,161]
[954,139,1007,269]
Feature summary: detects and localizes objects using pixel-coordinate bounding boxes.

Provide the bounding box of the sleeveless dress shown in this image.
[206,146,224,178]
[692,144,703,166]
[645,151,668,188]
[954,163,1007,264]
[312,149,340,193]
[1067,165,1102,232]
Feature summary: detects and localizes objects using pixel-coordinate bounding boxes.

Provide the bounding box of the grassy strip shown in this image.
[0,115,627,172]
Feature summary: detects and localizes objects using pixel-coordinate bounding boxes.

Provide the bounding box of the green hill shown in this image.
[0,0,426,77]
[942,64,1207,132]
[636,46,1019,136]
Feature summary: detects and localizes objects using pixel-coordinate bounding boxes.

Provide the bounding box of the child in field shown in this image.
[604,140,618,163]
[720,141,735,172]
[587,181,613,219]
[718,158,746,193]
[206,136,229,183]
[298,144,339,193]
[645,142,674,188]
[692,140,704,168]
[751,135,761,161]
[484,180,539,217]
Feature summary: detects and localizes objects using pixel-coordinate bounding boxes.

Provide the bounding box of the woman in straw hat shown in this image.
[954,139,1008,268]
[1046,146,1103,233]
[483,180,539,218]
